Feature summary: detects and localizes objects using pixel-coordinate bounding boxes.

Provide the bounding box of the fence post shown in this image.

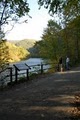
[15,68,18,83]
[9,67,12,83]
[41,62,43,74]
[26,69,29,80]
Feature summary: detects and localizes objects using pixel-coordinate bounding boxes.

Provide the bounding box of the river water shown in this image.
[0,58,50,86]
[10,58,50,74]
[16,58,45,65]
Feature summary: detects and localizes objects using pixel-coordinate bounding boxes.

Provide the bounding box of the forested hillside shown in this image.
[11,39,36,49]
[0,40,30,69]
[11,39,40,57]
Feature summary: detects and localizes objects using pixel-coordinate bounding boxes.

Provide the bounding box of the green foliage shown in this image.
[38,1,80,65]
[0,0,30,27]
[38,0,80,30]
[36,14,80,66]
[0,0,30,39]
[62,15,80,63]
[37,19,63,62]
[63,0,80,22]
[38,0,80,17]
[38,0,66,15]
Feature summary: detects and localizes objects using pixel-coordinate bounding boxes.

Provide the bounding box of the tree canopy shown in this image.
[38,0,66,15]
[38,0,80,27]
[36,14,80,65]
[0,0,80,38]
[38,0,80,15]
[0,0,30,37]
[38,19,63,61]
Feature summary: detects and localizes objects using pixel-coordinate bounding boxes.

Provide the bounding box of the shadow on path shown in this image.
[0,67,80,120]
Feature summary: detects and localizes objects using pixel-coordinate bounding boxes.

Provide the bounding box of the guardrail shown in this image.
[0,62,57,87]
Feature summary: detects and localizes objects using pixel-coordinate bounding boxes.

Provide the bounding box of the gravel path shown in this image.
[0,67,80,120]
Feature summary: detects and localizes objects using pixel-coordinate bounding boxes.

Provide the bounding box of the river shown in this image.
[0,58,50,86]
[10,57,50,74]
[15,58,45,65]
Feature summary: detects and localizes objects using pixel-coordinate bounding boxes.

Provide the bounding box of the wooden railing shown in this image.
[0,62,57,87]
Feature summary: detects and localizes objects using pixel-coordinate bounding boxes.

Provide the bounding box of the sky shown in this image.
[4,0,58,41]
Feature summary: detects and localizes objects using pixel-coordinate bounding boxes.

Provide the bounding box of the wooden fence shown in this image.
[0,62,57,87]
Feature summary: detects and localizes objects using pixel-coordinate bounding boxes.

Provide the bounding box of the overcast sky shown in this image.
[4,0,58,41]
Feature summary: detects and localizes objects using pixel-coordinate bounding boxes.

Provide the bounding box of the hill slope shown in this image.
[10,39,36,50]
[9,39,40,57]
[0,40,30,66]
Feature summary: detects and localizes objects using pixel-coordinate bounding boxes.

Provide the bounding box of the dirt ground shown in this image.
[0,67,80,120]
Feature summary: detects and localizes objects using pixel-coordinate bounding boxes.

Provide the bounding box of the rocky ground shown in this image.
[0,67,80,120]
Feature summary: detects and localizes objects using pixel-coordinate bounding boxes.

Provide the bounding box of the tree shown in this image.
[38,0,80,27]
[0,0,30,38]
[38,19,63,61]
[0,40,9,68]
[63,0,80,21]
[65,16,80,61]
[38,0,66,15]
[38,0,80,16]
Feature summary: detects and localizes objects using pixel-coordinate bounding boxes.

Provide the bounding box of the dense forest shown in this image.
[35,16,80,66]
[36,0,80,66]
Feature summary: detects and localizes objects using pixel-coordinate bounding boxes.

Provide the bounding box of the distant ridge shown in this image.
[8,39,36,49]
[8,39,39,57]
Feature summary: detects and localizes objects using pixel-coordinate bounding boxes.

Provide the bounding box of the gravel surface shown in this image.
[0,67,80,120]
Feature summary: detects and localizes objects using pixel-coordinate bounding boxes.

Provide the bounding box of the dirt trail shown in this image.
[0,67,80,120]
